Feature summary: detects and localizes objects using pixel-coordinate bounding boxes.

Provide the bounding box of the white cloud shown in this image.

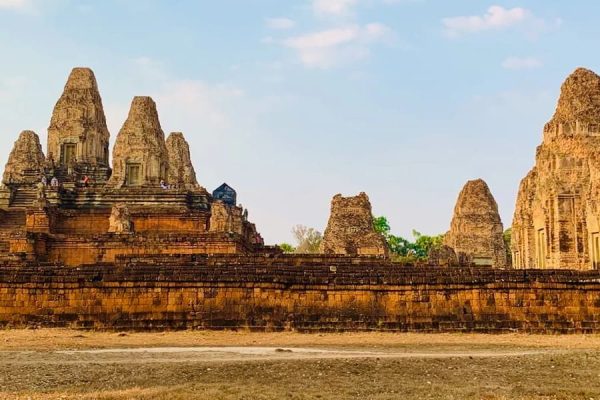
[266,17,296,30]
[363,22,391,40]
[501,56,542,70]
[106,58,248,138]
[282,23,391,68]
[156,80,244,130]
[284,27,359,49]
[443,6,528,36]
[0,0,34,12]
[0,0,28,9]
[133,57,168,81]
[382,0,423,3]
[313,0,357,17]
[443,5,532,37]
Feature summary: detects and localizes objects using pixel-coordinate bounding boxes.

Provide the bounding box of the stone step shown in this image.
[10,190,37,208]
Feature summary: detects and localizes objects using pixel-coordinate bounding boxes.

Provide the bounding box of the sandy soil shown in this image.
[2,329,600,351]
[0,329,599,400]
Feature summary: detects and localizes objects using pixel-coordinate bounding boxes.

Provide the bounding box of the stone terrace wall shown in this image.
[1,255,600,332]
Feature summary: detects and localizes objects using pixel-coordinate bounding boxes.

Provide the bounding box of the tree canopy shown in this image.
[373,216,443,261]
[291,225,322,253]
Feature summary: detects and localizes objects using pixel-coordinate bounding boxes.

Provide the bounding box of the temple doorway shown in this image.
[126,163,142,186]
[61,143,76,166]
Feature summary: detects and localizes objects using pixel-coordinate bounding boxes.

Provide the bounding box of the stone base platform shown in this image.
[1,254,599,332]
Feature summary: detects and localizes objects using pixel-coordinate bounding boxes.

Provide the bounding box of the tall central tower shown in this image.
[47,67,110,168]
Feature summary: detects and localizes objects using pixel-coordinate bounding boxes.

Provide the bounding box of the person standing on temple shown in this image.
[51,176,59,188]
[41,176,48,187]
[82,175,90,188]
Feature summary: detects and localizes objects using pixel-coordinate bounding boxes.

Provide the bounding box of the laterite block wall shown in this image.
[1,256,599,332]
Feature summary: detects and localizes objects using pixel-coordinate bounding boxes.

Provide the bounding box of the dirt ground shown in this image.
[1,330,600,400]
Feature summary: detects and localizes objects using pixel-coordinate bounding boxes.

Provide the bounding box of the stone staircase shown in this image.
[52,165,111,188]
[10,189,37,208]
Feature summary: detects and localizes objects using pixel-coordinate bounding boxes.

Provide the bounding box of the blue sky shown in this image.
[0,0,596,244]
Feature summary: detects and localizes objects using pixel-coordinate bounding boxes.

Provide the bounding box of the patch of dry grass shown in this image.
[1,329,600,351]
[1,330,599,399]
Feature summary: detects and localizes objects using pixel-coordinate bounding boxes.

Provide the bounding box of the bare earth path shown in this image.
[1,330,600,400]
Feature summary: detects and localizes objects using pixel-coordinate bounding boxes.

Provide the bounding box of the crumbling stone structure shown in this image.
[166,132,198,189]
[209,200,263,245]
[428,245,459,267]
[512,68,600,270]
[321,192,388,256]
[0,67,267,266]
[2,131,46,186]
[443,179,507,268]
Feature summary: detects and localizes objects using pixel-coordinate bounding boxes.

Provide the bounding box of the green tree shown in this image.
[279,243,296,253]
[412,230,444,258]
[373,216,391,235]
[373,215,443,262]
[373,216,410,255]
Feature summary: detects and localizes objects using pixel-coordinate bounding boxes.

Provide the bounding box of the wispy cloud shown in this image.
[266,17,296,30]
[501,56,542,70]
[0,0,34,12]
[282,23,391,68]
[107,57,247,137]
[263,1,403,69]
[133,57,168,81]
[313,0,358,18]
[382,0,424,3]
[442,5,560,38]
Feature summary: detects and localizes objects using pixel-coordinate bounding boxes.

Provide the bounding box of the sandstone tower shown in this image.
[47,67,110,169]
[512,67,600,270]
[166,132,198,189]
[321,192,388,256]
[443,179,507,267]
[2,131,46,186]
[107,96,169,188]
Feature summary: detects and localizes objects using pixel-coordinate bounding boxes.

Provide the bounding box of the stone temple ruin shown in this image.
[512,68,600,270]
[0,67,265,266]
[443,179,507,268]
[321,192,388,257]
[3,66,600,272]
[3,67,600,332]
